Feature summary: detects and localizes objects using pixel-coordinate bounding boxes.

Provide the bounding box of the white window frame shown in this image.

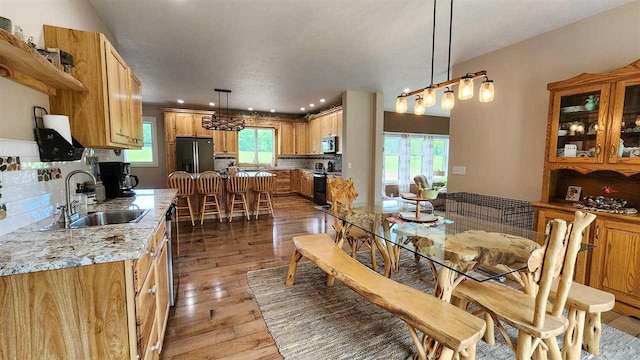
[382,132,450,185]
[125,116,159,167]
[383,134,401,185]
[237,127,276,167]
[431,135,449,182]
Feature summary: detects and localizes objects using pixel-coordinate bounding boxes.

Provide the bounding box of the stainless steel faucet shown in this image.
[58,169,97,228]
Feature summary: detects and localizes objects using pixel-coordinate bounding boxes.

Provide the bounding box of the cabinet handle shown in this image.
[150,342,160,352]
[610,144,616,158]
[595,225,600,239]
[596,143,601,155]
[148,247,156,258]
[148,284,158,295]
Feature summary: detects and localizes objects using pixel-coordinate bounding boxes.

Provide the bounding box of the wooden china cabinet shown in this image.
[534,59,640,317]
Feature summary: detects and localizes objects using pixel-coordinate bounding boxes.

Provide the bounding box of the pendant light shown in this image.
[424,87,437,107]
[479,77,495,103]
[414,97,426,115]
[441,88,455,110]
[395,96,407,113]
[458,75,474,100]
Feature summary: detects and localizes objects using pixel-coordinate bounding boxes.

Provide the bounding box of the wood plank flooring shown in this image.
[161,195,640,359]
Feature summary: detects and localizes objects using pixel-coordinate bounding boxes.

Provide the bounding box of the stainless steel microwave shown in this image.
[322,136,337,154]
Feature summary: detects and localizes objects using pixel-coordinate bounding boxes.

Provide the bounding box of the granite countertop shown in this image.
[0,189,177,277]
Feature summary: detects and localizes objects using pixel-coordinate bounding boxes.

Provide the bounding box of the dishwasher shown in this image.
[165,204,179,306]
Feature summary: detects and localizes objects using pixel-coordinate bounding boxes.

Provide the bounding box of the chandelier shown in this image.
[396,0,494,113]
[202,89,246,131]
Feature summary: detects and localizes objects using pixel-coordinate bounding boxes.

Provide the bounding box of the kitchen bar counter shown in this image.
[0,189,177,276]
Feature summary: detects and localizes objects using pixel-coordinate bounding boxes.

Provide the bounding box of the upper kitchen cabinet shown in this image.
[294,122,308,155]
[44,25,142,149]
[280,121,295,155]
[174,113,195,137]
[546,59,640,173]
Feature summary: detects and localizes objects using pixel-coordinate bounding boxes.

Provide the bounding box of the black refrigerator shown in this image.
[176,137,215,173]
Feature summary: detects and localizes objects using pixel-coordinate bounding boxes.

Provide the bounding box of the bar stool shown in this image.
[227,171,250,222]
[252,171,275,219]
[168,171,196,226]
[197,171,224,224]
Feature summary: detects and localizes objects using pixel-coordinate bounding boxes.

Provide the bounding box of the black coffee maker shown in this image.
[99,162,139,198]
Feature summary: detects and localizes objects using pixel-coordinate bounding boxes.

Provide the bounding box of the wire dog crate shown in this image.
[443,192,535,231]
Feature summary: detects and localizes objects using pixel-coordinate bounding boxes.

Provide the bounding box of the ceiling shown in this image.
[88,0,633,115]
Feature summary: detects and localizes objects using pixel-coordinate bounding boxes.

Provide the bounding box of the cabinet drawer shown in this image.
[133,221,165,293]
[142,317,160,360]
[136,264,157,356]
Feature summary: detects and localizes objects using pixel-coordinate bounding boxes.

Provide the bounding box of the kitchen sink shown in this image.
[68,209,149,228]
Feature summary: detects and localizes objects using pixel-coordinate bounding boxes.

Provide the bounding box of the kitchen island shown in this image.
[0,189,177,360]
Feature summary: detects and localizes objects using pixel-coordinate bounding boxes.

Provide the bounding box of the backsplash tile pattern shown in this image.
[213,154,341,171]
[0,138,122,237]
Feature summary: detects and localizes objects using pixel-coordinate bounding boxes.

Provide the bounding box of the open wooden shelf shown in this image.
[0,28,87,95]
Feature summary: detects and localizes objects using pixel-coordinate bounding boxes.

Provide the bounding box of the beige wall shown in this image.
[342,90,384,205]
[0,0,115,140]
[384,112,450,135]
[131,104,168,189]
[448,1,640,201]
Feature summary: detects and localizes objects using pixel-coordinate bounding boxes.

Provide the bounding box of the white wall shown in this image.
[342,90,384,205]
[448,1,640,201]
[0,0,115,140]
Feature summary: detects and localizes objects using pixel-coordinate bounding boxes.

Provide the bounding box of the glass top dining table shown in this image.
[316,200,583,284]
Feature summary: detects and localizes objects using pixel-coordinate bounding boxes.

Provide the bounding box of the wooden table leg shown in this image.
[415,200,420,219]
[328,220,350,286]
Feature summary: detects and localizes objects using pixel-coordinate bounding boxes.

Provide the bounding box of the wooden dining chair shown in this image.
[452,211,596,360]
[197,171,224,224]
[168,171,196,226]
[327,177,378,271]
[252,171,275,219]
[227,171,251,222]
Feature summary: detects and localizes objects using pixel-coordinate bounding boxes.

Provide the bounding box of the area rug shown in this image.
[247,252,640,359]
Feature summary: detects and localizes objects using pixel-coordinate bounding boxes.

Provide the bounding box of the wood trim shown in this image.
[124,260,139,360]
[161,107,216,115]
[548,59,640,91]
[532,202,640,224]
[308,105,343,120]
[543,162,640,176]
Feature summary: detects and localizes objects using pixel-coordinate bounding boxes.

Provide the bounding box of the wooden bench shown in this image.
[285,234,486,360]
[550,279,615,355]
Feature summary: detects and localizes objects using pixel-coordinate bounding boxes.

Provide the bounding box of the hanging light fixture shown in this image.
[458,75,474,100]
[202,89,245,131]
[479,77,495,103]
[394,0,495,113]
[395,96,408,113]
[441,88,455,110]
[414,97,426,115]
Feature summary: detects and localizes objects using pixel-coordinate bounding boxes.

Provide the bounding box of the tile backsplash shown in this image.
[214,154,342,171]
[0,138,122,237]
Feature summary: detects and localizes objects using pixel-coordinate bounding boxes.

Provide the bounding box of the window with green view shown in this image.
[124,120,157,166]
[238,128,275,166]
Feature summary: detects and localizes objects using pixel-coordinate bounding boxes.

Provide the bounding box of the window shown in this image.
[383,136,400,182]
[237,127,275,166]
[382,133,449,185]
[124,117,158,167]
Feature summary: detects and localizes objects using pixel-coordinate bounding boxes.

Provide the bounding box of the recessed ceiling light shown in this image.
[177,99,184,104]
[300,107,306,111]
[270,109,275,113]
[248,107,253,111]
[319,99,326,103]
[309,103,315,107]
[209,102,215,106]
[403,88,410,93]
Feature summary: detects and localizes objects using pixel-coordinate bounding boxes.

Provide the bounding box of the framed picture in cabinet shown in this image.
[565,186,582,202]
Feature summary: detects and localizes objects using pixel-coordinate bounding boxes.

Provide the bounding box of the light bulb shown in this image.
[458,76,474,100]
[479,79,495,103]
[441,90,455,110]
[396,97,407,113]
[414,97,426,115]
[423,87,437,107]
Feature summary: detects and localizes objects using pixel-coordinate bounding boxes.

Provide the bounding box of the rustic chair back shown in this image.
[253,171,275,193]
[197,171,223,195]
[327,177,358,214]
[530,211,596,328]
[168,171,195,196]
[227,171,250,194]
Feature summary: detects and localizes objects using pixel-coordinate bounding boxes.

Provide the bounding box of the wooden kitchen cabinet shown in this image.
[165,113,176,144]
[299,170,314,198]
[280,122,295,155]
[225,131,238,153]
[154,238,170,351]
[193,115,213,138]
[291,170,300,193]
[590,219,640,316]
[174,113,194,137]
[129,72,143,146]
[274,170,292,194]
[44,25,142,149]
[294,122,308,155]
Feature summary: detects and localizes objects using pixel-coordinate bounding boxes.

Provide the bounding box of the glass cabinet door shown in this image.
[609,79,640,164]
[549,85,609,163]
